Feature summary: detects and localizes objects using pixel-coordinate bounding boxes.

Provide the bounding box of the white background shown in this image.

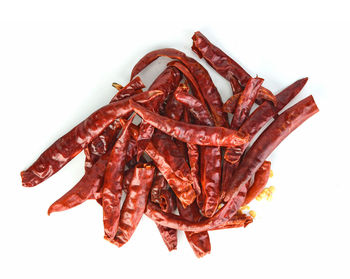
[1,1,349,279]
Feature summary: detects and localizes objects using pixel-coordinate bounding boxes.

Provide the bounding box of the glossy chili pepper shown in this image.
[102,115,135,239]
[131,48,228,127]
[47,151,110,215]
[231,77,264,129]
[174,89,221,217]
[112,163,155,247]
[243,161,271,206]
[156,224,178,251]
[164,85,184,121]
[130,99,248,147]
[122,167,134,194]
[145,95,318,232]
[177,200,211,258]
[136,67,181,159]
[183,109,201,197]
[147,134,195,208]
[223,94,240,114]
[21,90,163,187]
[84,77,145,170]
[212,212,253,230]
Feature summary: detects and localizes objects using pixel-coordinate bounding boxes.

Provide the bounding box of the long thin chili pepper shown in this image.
[145,95,318,232]
[177,200,211,258]
[84,77,145,170]
[112,163,155,247]
[156,224,178,251]
[136,67,181,159]
[243,161,271,206]
[102,115,135,239]
[21,90,163,187]
[164,86,184,121]
[47,151,110,215]
[130,99,248,147]
[131,48,228,127]
[223,94,240,114]
[183,109,201,197]
[174,89,221,217]
[212,212,253,230]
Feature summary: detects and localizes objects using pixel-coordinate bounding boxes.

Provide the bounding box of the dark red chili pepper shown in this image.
[84,77,145,170]
[21,90,163,187]
[131,48,228,127]
[231,77,264,129]
[156,224,178,251]
[147,134,196,208]
[191,32,276,104]
[130,99,248,147]
[163,85,185,121]
[243,161,271,206]
[145,95,318,232]
[47,151,110,215]
[174,89,221,217]
[111,163,155,247]
[136,67,181,159]
[122,167,134,194]
[102,115,134,239]
[177,200,211,258]
[223,94,240,114]
[183,109,201,197]
[212,212,253,230]
[255,87,277,106]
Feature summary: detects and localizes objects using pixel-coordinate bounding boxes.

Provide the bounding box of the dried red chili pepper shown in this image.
[47,151,110,215]
[156,224,178,251]
[212,212,253,230]
[223,94,240,114]
[136,67,181,159]
[102,115,135,239]
[145,95,318,232]
[84,77,145,170]
[130,99,248,147]
[131,48,228,127]
[163,86,184,121]
[147,134,195,208]
[183,109,201,197]
[112,163,155,247]
[243,161,271,206]
[21,90,163,187]
[177,200,211,258]
[174,89,221,217]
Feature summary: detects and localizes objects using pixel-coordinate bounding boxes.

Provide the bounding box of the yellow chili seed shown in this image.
[269,186,276,193]
[256,196,262,201]
[269,170,274,178]
[240,205,250,211]
[249,210,256,218]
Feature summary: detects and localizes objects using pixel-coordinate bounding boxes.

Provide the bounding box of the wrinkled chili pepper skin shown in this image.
[156,224,178,251]
[21,90,163,187]
[113,164,155,247]
[137,67,181,158]
[231,77,264,129]
[47,151,110,215]
[130,100,248,147]
[191,31,251,87]
[212,212,253,230]
[223,94,240,114]
[223,77,309,168]
[102,115,134,239]
[243,161,271,206]
[146,135,196,208]
[174,90,221,217]
[131,48,228,127]
[164,86,184,121]
[177,200,211,258]
[85,77,145,170]
[145,95,318,232]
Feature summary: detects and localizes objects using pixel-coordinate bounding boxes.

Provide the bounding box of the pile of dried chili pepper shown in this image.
[21,31,318,258]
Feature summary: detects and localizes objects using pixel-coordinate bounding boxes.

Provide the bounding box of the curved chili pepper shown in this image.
[102,115,134,239]
[47,151,110,215]
[156,224,178,251]
[164,85,184,121]
[146,135,195,208]
[130,99,248,147]
[243,161,271,206]
[177,200,211,258]
[112,163,155,247]
[131,48,228,127]
[183,109,201,197]
[136,67,181,159]
[212,212,253,230]
[145,95,318,232]
[21,90,163,187]
[255,87,277,106]
[85,77,145,170]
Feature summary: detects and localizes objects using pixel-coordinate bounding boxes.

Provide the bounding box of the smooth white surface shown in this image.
[1,4,350,279]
